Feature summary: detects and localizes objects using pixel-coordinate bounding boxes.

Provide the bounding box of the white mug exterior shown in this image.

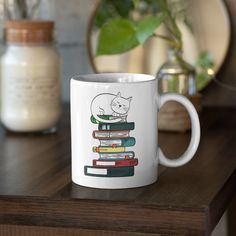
[71,73,200,189]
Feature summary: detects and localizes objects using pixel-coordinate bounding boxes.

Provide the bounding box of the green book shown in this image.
[90,115,127,124]
[90,115,112,124]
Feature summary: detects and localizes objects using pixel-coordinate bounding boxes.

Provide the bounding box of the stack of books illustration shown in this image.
[85,115,138,177]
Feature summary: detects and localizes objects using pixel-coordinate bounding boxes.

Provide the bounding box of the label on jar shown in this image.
[6,76,60,106]
[1,63,61,110]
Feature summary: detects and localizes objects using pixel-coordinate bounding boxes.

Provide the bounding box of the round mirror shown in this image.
[87,0,230,91]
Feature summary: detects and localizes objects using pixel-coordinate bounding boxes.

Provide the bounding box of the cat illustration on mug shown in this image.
[85,92,138,178]
[90,92,132,123]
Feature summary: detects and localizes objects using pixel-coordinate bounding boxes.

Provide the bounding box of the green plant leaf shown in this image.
[112,0,134,18]
[196,51,214,69]
[132,0,141,8]
[136,15,165,44]
[96,18,139,56]
[196,73,212,90]
[94,0,119,28]
[94,0,134,28]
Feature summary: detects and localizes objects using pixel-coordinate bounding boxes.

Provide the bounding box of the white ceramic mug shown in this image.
[71,73,200,189]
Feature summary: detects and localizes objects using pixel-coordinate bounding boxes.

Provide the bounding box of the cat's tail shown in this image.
[93,113,122,123]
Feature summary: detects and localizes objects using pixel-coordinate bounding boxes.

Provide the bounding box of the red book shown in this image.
[92,158,138,167]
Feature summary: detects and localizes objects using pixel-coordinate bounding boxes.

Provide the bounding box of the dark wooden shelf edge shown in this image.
[0,224,206,236]
[207,169,236,235]
[0,195,208,235]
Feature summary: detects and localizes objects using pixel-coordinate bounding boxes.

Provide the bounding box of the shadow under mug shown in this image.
[70,73,200,189]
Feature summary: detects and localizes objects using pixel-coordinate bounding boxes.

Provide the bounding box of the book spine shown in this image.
[98,122,135,131]
[100,137,136,147]
[84,166,134,177]
[90,115,114,124]
[93,158,138,167]
[100,139,122,147]
[93,130,130,139]
[93,146,126,153]
[99,151,135,159]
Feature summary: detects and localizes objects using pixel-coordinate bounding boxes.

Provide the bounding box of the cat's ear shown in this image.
[116,92,121,97]
[127,97,132,102]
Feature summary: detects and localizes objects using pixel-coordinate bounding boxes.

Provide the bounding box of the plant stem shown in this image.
[161,0,183,51]
[152,33,178,48]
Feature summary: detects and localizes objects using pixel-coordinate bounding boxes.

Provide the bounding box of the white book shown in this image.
[93,130,130,139]
[95,161,116,166]
[86,167,107,175]
[100,139,122,147]
[99,152,134,159]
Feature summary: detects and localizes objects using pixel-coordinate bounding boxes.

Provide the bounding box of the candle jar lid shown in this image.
[5,20,54,44]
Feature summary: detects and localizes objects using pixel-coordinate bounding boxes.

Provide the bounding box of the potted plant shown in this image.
[93,0,213,87]
[90,0,214,131]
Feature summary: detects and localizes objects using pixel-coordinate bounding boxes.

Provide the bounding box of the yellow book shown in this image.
[93,146,126,153]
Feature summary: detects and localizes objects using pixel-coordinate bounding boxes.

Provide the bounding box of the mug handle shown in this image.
[158,93,200,167]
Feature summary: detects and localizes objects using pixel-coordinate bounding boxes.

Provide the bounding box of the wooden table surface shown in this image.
[0,105,235,236]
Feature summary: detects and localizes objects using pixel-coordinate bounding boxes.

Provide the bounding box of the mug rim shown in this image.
[71,73,156,84]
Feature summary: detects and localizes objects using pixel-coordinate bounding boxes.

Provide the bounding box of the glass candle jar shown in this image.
[1,20,61,133]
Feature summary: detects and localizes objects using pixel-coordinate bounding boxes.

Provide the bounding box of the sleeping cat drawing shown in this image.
[91,92,132,123]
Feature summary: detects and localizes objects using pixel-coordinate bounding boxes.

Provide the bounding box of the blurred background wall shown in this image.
[38,0,94,101]
[1,0,236,107]
[0,0,234,106]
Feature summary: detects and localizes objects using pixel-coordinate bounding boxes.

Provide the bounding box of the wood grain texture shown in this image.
[0,224,164,236]
[0,104,235,236]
